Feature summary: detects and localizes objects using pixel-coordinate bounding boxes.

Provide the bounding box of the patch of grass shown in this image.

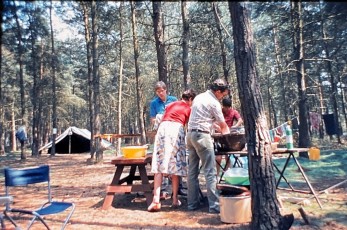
[273,150,347,188]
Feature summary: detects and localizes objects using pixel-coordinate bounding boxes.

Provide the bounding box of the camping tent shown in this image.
[39,126,92,154]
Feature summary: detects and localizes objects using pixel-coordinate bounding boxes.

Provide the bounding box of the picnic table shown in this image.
[101,154,154,210]
[94,133,142,143]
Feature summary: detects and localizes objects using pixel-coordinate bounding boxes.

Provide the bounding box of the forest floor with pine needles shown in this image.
[0,136,346,230]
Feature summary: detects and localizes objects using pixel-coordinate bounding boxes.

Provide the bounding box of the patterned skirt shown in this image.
[151,121,187,176]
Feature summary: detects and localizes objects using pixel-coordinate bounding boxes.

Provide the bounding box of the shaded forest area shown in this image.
[1,1,347,157]
[1,2,347,229]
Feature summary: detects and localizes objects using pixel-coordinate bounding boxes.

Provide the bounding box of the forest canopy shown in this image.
[1,1,346,154]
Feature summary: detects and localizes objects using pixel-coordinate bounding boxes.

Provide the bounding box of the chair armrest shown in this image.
[0,196,13,205]
[6,207,35,215]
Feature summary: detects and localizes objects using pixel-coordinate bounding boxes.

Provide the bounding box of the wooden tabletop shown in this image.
[110,154,152,165]
[215,150,248,156]
[272,147,309,154]
[94,133,141,139]
[216,147,309,156]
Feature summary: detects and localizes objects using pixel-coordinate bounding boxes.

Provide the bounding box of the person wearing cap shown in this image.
[186,78,230,214]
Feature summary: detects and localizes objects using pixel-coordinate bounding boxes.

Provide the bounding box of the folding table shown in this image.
[272,148,323,208]
[214,147,323,208]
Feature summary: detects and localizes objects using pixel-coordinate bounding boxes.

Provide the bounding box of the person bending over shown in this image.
[148,89,196,212]
[186,79,230,214]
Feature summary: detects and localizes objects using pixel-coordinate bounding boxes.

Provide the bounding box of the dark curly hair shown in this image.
[182,89,196,101]
[222,98,232,107]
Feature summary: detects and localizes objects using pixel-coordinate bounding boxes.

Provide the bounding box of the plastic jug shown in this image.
[309,147,320,160]
[285,123,294,149]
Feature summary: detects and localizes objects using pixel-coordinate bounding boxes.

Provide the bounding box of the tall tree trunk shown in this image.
[0,3,3,155]
[11,103,16,152]
[266,67,277,128]
[30,14,39,157]
[131,1,146,144]
[317,73,325,138]
[38,40,44,149]
[91,0,102,162]
[272,22,288,124]
[12,0,26,159]
[50,0,57,156]
[117,2,124,155]
[212,2,229,81]
[152,2,168,85]
[319,2,342,143]
[338,73,347,132]
[229,2,293,229]
[291,1,310,148]
[181,0,190,89]
[81,2,94,159]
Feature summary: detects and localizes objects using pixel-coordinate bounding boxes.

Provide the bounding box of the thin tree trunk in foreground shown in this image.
[131,1,146,144]
[229,2,294,229]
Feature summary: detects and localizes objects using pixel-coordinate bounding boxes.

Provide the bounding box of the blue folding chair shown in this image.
[4,165,75,230]
[1,196,20,229]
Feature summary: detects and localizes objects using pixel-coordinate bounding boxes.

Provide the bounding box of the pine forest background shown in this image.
[1,1,347,159]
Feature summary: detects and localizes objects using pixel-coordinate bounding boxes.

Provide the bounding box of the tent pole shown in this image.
[69,135,71,154]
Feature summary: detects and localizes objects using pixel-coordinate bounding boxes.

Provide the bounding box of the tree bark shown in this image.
[212,2,229,80]
[117,2,124,155]
[12,0,26,159]
[49,0,57,156]
[131,1,146,144]
[291,1,311,148]
[81,2,95,159]
[0,3,3,155]
[29,13,39,157]
[271,22,287,125]
[11,103,16,152]
[229,2,293,229]
[91,0,102,162]
[152,1,168,85]
[181,0,191,90]
[319,2,342,142]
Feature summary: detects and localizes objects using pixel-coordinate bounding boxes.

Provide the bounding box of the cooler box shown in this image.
[219,194,252,224]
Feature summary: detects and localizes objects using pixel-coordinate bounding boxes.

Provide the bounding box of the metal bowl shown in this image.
[214,133,246,151]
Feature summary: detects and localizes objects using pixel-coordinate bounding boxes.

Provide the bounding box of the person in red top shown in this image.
[148,89,196,212]
[221,98,243,128]
[216,97,243,177]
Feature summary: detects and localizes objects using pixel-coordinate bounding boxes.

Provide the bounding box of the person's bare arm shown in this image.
[233,118,243,128]
[150,118,156,127]
[218,121,230,135]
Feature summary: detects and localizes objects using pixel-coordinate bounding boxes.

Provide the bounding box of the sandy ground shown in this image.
[0,149,346,230]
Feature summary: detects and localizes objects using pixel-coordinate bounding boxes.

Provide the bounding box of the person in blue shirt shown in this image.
[149,81,187,197]
[150,81,177,130]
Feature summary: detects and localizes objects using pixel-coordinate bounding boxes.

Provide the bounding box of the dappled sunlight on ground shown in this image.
[1,144,346,229]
